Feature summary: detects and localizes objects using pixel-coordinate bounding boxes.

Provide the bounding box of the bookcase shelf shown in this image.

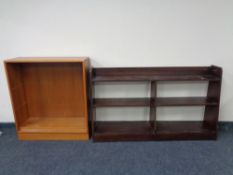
[5,57,90,140]
[19,117,87,133]
[92,67,221,82]
[93,97,218,107]
[93,75,220,82]
[90,66,222,142]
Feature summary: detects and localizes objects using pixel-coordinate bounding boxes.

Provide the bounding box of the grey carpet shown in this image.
[0,126,233,175]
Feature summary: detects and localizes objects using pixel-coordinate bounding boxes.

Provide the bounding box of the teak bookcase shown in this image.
[90,66,222,142]
[5,57,90,140]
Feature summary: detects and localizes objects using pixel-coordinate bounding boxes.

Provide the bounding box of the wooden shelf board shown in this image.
[156,97,218,106]
[93,75,220,82]
[93,121,216,141]
[93,97,218,107]
[19,117,88,133]
[94,98,150,107]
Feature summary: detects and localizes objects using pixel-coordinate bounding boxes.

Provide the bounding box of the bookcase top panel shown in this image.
[92,66,222,82]
[5,57,88,63]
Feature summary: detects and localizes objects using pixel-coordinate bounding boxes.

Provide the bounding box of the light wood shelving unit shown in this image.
[5,57,90,140]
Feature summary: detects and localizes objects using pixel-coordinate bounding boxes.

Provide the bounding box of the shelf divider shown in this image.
[150,81,157,132]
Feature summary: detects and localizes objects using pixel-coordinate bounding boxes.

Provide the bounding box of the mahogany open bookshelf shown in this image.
[90,66,222,142]
[5,57,90,140]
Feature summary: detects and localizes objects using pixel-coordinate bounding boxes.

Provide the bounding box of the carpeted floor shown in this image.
[0,126,233,175]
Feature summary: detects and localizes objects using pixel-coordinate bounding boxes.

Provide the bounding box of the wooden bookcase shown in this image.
[90,66,222,142]
[5,57,90,140]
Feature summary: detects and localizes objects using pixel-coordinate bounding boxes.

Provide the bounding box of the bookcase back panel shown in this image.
[22,63,85,118]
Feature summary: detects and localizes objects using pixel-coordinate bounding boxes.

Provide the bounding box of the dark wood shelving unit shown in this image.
[90,66,222,142]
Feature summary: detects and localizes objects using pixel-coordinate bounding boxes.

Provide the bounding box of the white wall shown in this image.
[0,0,233,122]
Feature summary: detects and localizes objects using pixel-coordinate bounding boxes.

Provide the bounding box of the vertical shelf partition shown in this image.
[90,66,222,142]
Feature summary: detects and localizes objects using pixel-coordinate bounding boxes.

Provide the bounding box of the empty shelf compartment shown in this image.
[93,121,216,141]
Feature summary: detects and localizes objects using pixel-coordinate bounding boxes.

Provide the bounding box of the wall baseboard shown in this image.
[218,122,233,131]
[1,122,233,131]
[0,123,15,129]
